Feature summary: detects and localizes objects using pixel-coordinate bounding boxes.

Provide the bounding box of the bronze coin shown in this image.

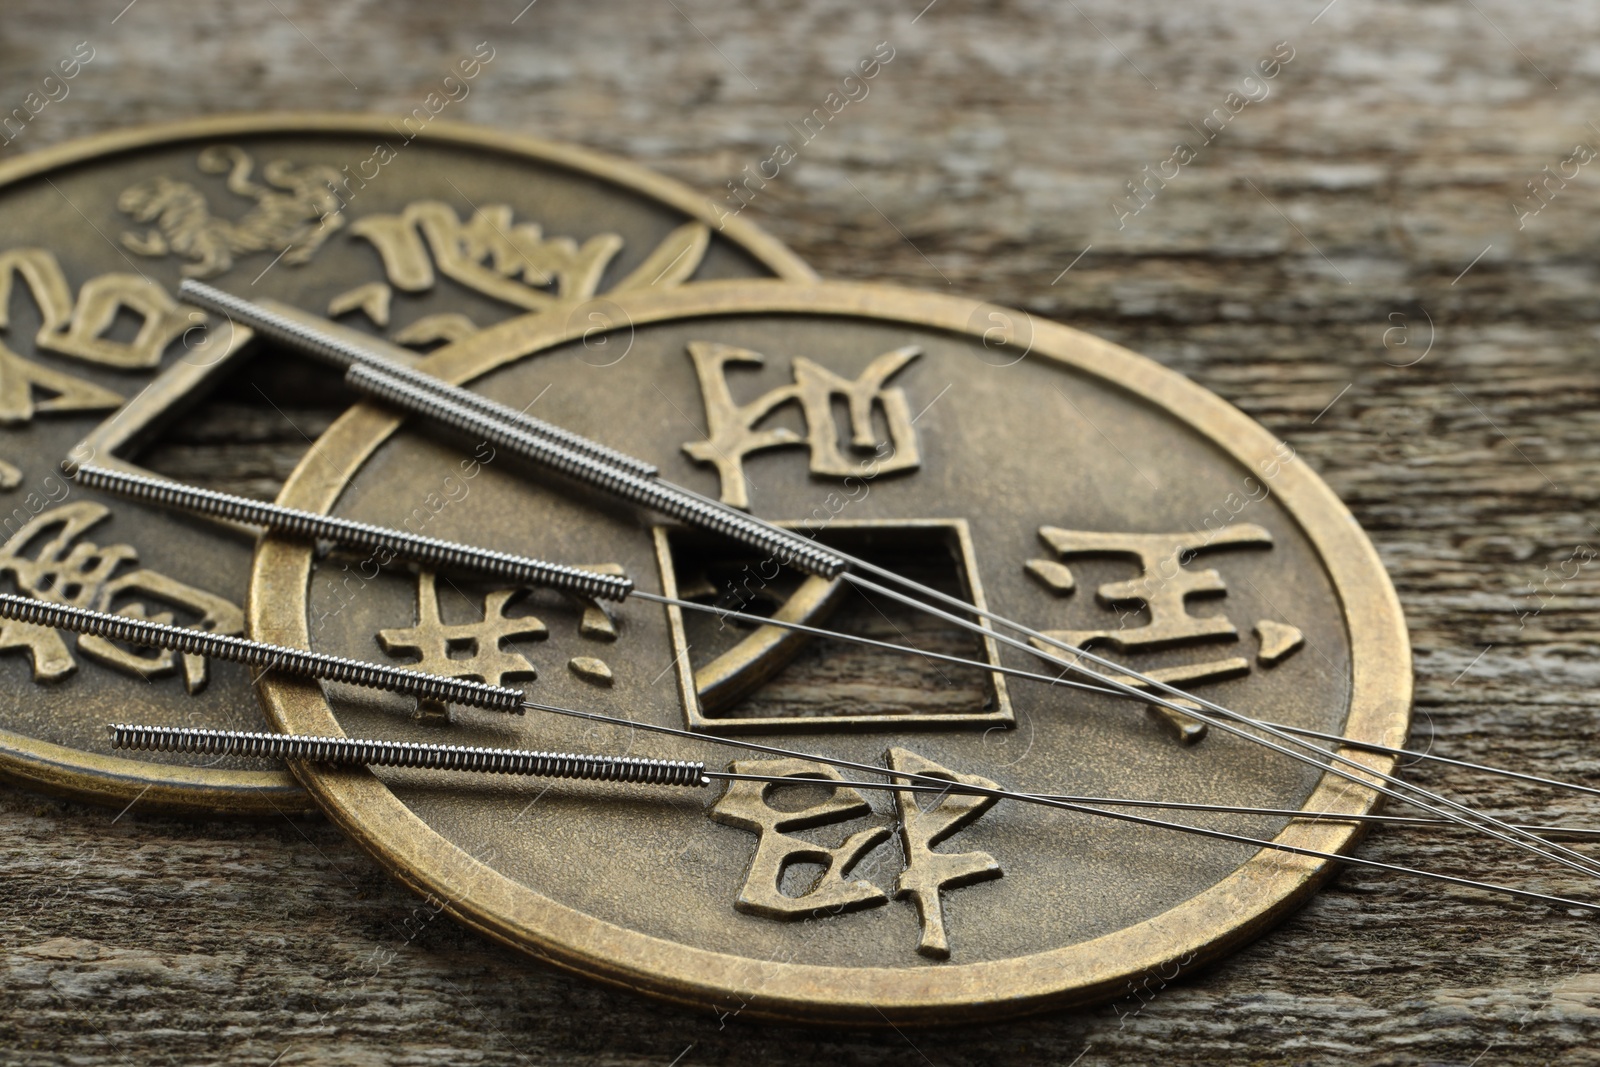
[251,280,1410,1022]
[0,114,813,814]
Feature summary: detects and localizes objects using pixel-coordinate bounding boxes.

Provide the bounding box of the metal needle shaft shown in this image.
[116,724,1600,839]
[114,721,1600,914]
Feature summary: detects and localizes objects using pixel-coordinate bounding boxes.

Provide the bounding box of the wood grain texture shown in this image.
[4,0,1600,1062]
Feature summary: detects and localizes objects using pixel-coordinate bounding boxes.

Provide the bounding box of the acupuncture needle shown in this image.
[107,723,1600,840]
[172,283,1600,881]
[72,462,1600,878]
[71,463,1600,809]
[100,716,1600,915]
[4,592,1595,921]
[2,592,1588,913]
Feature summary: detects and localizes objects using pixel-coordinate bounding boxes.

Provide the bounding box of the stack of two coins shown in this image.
[0,116,1407,1023]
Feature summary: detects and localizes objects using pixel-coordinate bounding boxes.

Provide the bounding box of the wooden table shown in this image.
[5,1,1600,1062]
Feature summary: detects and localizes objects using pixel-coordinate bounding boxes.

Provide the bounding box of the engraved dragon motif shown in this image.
[116,145,346,277]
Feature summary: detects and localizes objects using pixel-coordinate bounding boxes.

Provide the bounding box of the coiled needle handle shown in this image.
[110,724,706,787]
[98,724,1600,842]
[176,279,658,479]
[69,464,633,603]
[345,362,845,577]
[0,594,524,714]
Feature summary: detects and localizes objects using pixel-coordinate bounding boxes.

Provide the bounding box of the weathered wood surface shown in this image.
[6,0,1600,1062]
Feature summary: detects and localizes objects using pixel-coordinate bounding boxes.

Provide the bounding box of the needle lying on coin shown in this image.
[107,723,1600,839]
[70,462,1600,809]
[101,283,1600,882]
[14,591,1595,914]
